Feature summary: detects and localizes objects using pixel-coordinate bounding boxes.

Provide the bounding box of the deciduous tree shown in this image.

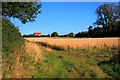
[51,32,59,37]
[2,2,41,24]
[94,3,120,29]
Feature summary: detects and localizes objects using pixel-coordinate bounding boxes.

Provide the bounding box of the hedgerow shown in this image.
[2,18,24,53]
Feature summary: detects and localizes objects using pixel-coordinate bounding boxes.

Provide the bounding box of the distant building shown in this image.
[33,32,42,36]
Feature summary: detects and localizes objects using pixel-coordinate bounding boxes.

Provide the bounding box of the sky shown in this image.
[11,2,116,35]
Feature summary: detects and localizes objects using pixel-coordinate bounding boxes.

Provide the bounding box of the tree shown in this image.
[47,34,50,37]
[93,27,103,37]
[88,26,93,37]
[41,34,50,37]
[68,32,74,37]
[93,2,120,37]
[2,2,41,24]
[75,31,88,38]
[51,32,59,37]
[94,3,120,29]
[110,21,120,37]
[60,32,74,37]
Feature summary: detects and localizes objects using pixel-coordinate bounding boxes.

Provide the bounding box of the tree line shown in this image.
[23,32,74,37]
[23,2,120,38]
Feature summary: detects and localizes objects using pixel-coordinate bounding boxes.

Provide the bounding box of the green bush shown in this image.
[2,18,24,53]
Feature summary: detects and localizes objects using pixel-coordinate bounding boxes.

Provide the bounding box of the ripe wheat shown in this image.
[25,37,118,50]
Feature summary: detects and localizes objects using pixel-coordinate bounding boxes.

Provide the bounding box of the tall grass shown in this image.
[2,41,43,78]
[25,41,43,61]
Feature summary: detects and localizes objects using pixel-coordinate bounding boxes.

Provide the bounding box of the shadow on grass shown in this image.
[36,42,65,51]
[98,60,120,79]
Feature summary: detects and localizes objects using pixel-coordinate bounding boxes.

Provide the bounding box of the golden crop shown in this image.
[25,37,118,50]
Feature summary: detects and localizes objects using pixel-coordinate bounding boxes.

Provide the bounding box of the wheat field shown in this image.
[24,37,119,50]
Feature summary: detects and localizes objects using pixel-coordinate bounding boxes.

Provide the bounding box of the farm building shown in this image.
[34,32,42,36]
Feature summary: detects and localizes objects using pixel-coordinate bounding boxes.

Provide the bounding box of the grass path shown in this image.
[28,42,111,78]
[25,42,43,61]
[2,40,119,78]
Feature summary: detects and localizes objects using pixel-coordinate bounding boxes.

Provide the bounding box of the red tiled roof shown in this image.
[33,32,42,36]
[34,32,41,34]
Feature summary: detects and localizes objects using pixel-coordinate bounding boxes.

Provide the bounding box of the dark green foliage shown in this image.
[94,3,120,29]
[76,21,120,38]
[89,26,104,38]
[68,32,74,37]
[23,34,51,37]
[60,32,74,37]
[2,18,24,53]
[87,21,120,37]
[2,2,41,24]
[51,32,59,37]
[111,21,120,37]
[75,31,89,38]
[88,26,94,37]
[41,34,50,37]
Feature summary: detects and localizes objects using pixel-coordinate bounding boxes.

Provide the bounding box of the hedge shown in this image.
[2,18,24,54]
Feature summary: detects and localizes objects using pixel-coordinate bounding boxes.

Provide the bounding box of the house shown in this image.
[33,32,42,36]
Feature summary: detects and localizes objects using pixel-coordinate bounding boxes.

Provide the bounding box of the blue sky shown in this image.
[11,2,114,35]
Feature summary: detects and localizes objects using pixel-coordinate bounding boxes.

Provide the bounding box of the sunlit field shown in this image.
[22,37,119,78]
[25,37,118,50]
[3,37,119,78]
